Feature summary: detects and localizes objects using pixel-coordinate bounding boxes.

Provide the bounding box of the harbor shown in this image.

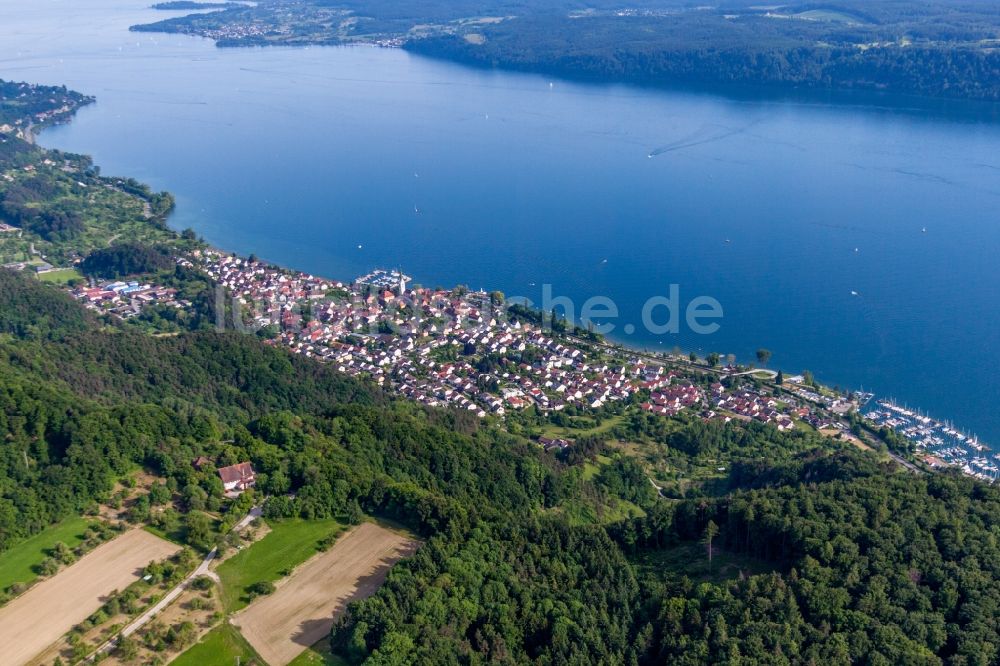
[865,399,997,482]
[355,269,412,291]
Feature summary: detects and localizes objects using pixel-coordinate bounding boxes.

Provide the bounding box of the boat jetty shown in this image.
[355,268,411,291]
[865,399,997,482]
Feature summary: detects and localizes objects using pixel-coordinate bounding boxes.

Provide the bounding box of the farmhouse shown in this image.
[218,462,256,495]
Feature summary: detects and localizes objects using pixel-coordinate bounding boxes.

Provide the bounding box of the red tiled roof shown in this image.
[217,462,255,485]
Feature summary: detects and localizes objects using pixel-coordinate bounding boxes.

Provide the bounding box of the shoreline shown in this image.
[125,4,1000,109]
[17,72,994,479]
[40,127,984,464]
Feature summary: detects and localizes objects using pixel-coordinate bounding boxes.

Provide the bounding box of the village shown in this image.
[44,247,995,486]
[188,249,848,434]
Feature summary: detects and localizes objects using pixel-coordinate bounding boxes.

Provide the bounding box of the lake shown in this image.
[4,0,1000,443]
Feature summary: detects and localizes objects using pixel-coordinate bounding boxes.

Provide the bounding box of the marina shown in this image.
[865,399,997,482]
[354,268,412,291]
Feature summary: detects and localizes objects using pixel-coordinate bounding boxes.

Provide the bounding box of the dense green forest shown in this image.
[133,0,1000,101]
[4,267,1000,664]
[79,242,175,278]
[411,22,1000,102]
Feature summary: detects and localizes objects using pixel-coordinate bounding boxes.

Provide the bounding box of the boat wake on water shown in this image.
[647,120,760,158]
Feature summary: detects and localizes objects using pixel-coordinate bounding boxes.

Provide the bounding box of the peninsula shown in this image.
[131,0,1000,101]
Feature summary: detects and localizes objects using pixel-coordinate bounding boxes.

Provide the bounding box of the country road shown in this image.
[88,506,262,660]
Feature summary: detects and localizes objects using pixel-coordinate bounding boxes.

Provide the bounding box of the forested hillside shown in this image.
[411,22,1000,102]
[133,0,1000,101]
[3,267,1000,664]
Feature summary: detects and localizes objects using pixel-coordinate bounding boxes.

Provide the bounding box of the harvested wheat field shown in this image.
[0,528,180,666]
[232,522,420,666]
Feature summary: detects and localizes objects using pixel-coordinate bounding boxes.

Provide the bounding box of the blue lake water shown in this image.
[4,0,1000,443]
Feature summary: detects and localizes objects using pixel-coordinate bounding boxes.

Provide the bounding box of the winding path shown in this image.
[648,475,665,498]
